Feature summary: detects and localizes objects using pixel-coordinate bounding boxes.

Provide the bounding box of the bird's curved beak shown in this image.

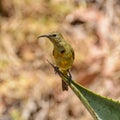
[37,34,50,39]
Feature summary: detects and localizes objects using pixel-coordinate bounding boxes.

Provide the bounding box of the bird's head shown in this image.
[38,32,64,45]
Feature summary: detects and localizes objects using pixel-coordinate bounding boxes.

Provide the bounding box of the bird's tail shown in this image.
[62,80,68,91]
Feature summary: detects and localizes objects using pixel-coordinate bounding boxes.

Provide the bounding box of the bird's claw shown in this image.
[47,60,59,74]
[47,60,72,85]
[54,66,59,74]
[67,70,72,85]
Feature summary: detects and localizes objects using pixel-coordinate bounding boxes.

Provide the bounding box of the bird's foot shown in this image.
[54,66,59,74]
[47,60,59,74]
[67,70,72,85]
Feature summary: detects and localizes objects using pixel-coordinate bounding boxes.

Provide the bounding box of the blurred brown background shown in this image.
[0,0,120,120]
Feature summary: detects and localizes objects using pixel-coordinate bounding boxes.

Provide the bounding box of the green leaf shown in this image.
[71,80,120,120]
[57,69,120,120]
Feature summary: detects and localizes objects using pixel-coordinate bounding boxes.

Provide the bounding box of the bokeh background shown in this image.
[0,0,120,120]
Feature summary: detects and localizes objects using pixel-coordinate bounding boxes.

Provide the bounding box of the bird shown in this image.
[38,32,74,91]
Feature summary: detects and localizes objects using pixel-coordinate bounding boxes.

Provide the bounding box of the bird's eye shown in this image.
[52,34,57,37]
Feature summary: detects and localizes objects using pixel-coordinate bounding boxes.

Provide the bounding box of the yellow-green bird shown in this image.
[38,32,74,91]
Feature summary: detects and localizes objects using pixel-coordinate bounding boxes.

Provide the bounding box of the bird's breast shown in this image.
[53,49,74,70]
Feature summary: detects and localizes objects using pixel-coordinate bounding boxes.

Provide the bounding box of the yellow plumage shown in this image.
[38,32,74,91]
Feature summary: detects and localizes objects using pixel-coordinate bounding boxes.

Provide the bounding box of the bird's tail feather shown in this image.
[62,80,68,91]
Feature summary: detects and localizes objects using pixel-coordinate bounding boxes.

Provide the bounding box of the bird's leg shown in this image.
[67,70,72,85]
[67,70,72,79]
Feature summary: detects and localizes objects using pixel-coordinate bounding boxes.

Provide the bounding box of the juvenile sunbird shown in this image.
[38,32,74,91]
